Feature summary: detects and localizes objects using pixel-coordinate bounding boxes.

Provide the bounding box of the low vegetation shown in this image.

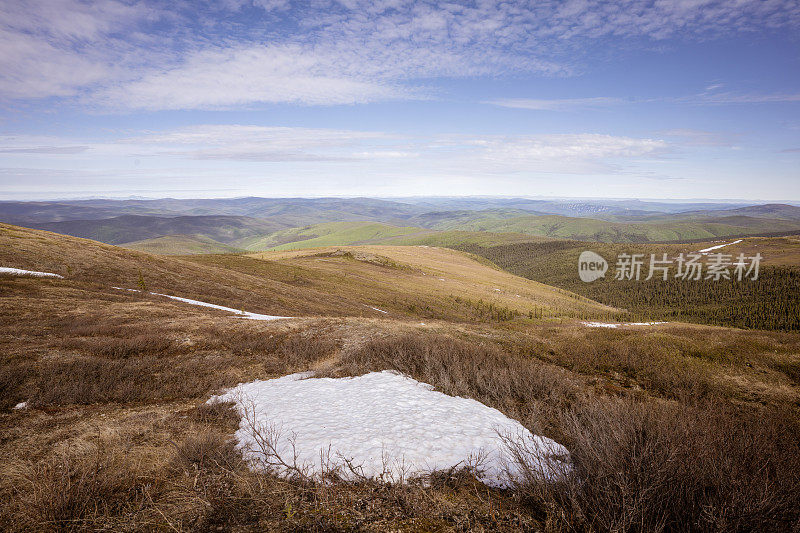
[2,223,799,531]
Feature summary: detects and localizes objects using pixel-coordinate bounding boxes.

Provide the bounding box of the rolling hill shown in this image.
[29,214,287,246]
[120,234,246,255]
[449,236,800,330]
[4,198,800,252]
[245,221,430,251]
[0,223,611,321]
[419,213,800,242]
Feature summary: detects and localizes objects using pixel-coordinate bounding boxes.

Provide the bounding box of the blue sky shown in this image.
[0,0,798,201]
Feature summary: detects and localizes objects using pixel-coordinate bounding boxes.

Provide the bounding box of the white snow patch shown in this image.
[698,239,743,254]
[370,306,389,314]
[13,401,28,410]
[213,371,569,488]
[112,288,289,321]
[582,321,667,328]
[0,267,63,279]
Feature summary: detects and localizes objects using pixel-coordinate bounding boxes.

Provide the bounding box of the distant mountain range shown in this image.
[2,197,799,251]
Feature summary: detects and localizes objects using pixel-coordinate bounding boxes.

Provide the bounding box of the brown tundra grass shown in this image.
[329,333,800,532]
[2,299,799,530]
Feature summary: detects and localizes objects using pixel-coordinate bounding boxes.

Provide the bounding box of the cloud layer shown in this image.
[2,0,799,109]
[0,125,669,190]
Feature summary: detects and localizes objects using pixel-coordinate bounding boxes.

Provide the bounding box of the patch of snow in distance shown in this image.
[370,306,389,314]
[13,402,28,410]
[698,239,743,254]
[112,288,289,321]
[582,321,667,328]
[213,371,569,487]
[1,267,63,279]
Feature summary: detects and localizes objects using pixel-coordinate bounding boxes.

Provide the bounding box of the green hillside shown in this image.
[426,213,800,242]
[245,221,428,251]
[121,234,246,255]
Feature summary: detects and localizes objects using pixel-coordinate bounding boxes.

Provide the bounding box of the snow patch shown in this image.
[698,239,743,254]
[13,401,28,410]
[582,321,667,328]
[0,267,63,279]
[213,371,569,488]
[113,288,289,321]
[370,306,389,314]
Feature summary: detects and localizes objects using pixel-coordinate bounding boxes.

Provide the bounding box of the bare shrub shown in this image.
[5,446,148,529]
[514,399,800,532]
[331,333,581,430]
[62,334,177,359]
[275,333,338,370]
[170,431,242,474]
[191,400,239,427]
[30,356,244,406]
[0,363,31,411]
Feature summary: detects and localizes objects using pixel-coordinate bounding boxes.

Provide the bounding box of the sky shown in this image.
[0,0,798,201]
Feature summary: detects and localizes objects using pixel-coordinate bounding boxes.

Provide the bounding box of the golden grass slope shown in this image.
[248,245,618,319]
[0,223,615,322]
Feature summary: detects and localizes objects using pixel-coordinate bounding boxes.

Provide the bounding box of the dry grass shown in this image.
[1,224,617,323]
[0,402,538,532]
[323,333,583,434]
[2,223,800,530]
[325,332,800,532]
[515,400,800,532]
[244,244,620,320]
[4,328,796,531]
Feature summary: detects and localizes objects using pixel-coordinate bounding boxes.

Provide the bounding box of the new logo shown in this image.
[578,251,608,282]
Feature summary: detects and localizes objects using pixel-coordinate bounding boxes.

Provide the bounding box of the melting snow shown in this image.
[0,267,63,279]
[370,306,389,314]
[213,371,569,488]
[112,288,289,321]
[13,402,28,410]
[698,239,743,254]
[582,321,667,328]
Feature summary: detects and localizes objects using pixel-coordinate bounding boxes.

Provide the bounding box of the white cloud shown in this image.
[657,128,738,147]
[691,92,800,105]
[0,126,670,183]
[487,97,624,111]
[2,0,798,108]
[96,45,420,109]
[468,134,666,161]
